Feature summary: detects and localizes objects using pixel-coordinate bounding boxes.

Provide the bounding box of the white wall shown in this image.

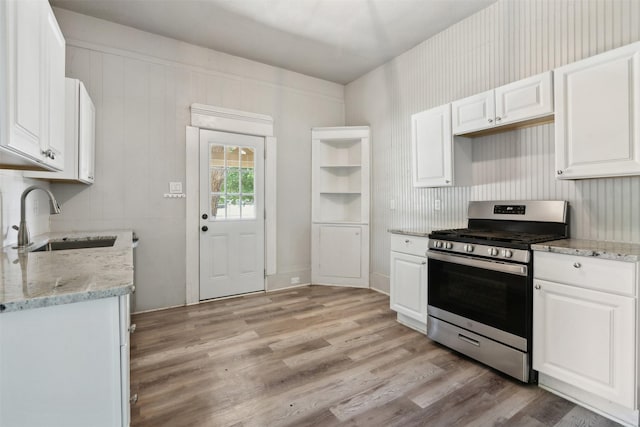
[50,8,345,312]
[0,172,51,248]
[346,0,640,294]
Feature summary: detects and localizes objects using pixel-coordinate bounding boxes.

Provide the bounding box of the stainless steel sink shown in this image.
[31,237,117,252]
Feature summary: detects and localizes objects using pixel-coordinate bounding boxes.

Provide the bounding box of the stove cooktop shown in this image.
[429,228,564,246]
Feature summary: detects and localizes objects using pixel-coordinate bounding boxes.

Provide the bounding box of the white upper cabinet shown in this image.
[27,79,96,184]
[78,81,96,183]
[452,71,553,135]
[452,90,495,134]
[1,0,44,162]
[411,104,471,188]
[495,71,553,126]
[42,5,66,171]
[0,0,65,171]
[555,41,640,179]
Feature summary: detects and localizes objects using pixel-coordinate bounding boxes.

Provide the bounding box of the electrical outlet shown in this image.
[33,199,39,216]
[434,199,441,211]
[290,276,300,285]
[169,182,183,194]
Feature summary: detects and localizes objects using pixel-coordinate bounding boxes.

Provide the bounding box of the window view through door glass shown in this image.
[210,144,256,220]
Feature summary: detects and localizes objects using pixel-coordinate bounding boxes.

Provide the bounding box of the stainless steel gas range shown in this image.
[426,200,568,383]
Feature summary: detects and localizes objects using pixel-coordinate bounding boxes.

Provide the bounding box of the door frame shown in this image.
[186,103,276,305]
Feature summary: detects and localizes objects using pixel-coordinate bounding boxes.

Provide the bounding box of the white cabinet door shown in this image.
[318,224,362,278]
[0,297,124,426]
[452,90,495,134]
[79,81,96,183]
[25,79,97,183]
[411,104,472,188]
[555,41,640,179]
[495,71,553,126]
[119,295,131,427]
[312,224,369,287]
[533,279,636,409]
[411,105,452,187]
[390,251,427,324]
[3,0,44,161]
[42,4,65,171]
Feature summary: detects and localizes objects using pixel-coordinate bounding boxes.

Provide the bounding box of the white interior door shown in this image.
[199,129,264,300]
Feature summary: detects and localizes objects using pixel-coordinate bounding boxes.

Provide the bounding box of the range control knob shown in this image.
[434,241,443,248]
[464,244,474,253]
[445,242,453,249]
[488,248,499,256]
[503,249,513,258]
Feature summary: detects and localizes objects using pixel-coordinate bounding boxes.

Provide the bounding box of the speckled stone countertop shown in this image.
[0,230,134,313]
[532,239,640,262]
[388,229,431,237]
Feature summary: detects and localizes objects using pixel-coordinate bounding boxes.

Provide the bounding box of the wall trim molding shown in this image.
[186,104,277,305]
[190,103,274,137]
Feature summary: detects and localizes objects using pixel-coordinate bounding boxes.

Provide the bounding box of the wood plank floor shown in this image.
[130,286,620,427]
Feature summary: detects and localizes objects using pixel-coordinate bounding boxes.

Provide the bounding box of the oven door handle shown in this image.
[427,251,528,276]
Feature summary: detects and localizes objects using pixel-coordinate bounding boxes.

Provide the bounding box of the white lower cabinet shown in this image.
[312,223,369,287]
[533,251,638,426]
[389,233,428,333]
[0,295,132,427]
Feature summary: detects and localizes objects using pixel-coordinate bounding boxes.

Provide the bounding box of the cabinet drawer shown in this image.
[390,234,429,257]
[534,251,636,296]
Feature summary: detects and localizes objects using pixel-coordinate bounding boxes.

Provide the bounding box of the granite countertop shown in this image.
[388,229,431,237]
[0,230,135,313]
[532,239,640,262]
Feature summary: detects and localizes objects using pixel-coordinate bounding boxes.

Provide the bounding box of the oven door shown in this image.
[427,250,530,351]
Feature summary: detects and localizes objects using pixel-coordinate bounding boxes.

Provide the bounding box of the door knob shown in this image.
[201,226,208,232]
[202,213,208,219]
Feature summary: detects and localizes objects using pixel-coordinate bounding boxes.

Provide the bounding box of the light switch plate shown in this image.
[169,182,183,194]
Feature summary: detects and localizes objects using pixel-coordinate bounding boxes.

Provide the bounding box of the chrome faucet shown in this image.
[13,186,61,248]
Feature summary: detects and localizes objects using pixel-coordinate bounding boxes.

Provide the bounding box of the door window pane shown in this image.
[210,145,225,167]
[208,143,257,221]
[226,168,241,193]
[211,194,226,219]
[210,168,225,193]
[241,195,255,219]
[226,195,241,219]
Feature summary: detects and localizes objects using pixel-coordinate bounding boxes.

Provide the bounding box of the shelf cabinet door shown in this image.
[317,224,362,278]
[495,71,553,126]
[555,41,640,179]
[533,279,636,409]
[390,251,427,324]
[452,89,495,134]
[312,223,369,287]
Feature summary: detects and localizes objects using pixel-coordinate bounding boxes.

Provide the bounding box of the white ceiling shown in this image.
[50,0,497,84]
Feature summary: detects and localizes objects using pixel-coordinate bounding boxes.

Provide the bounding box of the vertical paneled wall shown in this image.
[345,0,640,293]
[52,8,345,311]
